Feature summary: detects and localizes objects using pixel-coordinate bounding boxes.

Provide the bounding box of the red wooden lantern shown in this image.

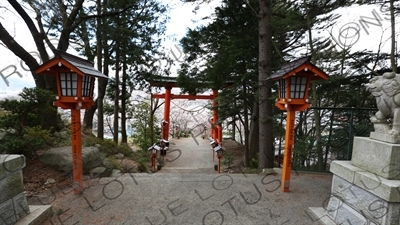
[268,56,329,192]
[35,50,108,109]
[35,50,107,194]
[148,144,161,171]
[270,56,329,112]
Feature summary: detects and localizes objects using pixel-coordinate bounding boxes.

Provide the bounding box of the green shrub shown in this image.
[131,132,153,152]
[115,144,134,157]
[83,135,100,147]
[222,152,234,168]
[129,101,160,151]
[53,129,71,147]
[249,157,258,169]
[109,158,123,171]
[83,136,133,157]
[0,88,59,131]
[0,88,61,157]
[136,155,149,172]
[242,167,261,174]
[0,126,55,157]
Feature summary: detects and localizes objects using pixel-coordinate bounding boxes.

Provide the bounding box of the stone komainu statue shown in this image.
[366,72,400,136]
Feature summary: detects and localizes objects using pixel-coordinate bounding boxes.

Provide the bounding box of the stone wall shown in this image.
[0,155,30,225]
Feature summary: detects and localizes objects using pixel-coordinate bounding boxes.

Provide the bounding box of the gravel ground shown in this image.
[30,137,333,225]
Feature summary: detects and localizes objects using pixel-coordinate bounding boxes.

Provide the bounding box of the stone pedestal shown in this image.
[0,155,30,225]
[309,137,400,225]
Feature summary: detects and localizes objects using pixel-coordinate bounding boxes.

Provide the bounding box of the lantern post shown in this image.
[148,144,161,172]
[267,57,329,192]
[160,139,169,160]
[210,139,225,173]
[35,50,108,194]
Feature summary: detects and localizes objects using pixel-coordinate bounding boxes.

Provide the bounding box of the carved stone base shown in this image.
[309,161,400,225]
[308,135,400,225]
[370,132,400,144]
[352,137,400,180]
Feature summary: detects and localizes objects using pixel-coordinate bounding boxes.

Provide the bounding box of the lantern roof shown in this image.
[213,145,222,151]
[267,56,329,81]
[35,49,108,79]
[148,144,161,151]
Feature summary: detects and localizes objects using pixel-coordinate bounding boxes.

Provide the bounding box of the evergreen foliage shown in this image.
[130,101,161,151]
[0,88,58,157]
[176,0,393,170]
[1,0,397,171]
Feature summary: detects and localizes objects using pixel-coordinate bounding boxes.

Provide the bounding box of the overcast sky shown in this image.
[0,0,219,96]
[0,1,397,97]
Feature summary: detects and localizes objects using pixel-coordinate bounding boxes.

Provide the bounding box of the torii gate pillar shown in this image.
[212,89,222,144]
[163,87,172,140]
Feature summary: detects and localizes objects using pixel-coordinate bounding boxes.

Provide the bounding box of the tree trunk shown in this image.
[121,60,127,144]
[81,9,96,135]
[390,0,397,73]
[97,0,107,139]
[2,1,49,89]
[243,80,250,167]
[56,0,85,51]
[113,18,120,144]
[305,1,325,170]
[95,4,103,138]
[248,101,259,163]
[235,121,243,144]
[231,116,236,141]
[83,105,97,135]
[97,78,107,139]
[0,23,44,88]
[258,0,274,169]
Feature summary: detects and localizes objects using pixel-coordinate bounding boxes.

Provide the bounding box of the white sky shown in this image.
[0,1,397,97]
[0,0,219,97]
[324,4,396,54]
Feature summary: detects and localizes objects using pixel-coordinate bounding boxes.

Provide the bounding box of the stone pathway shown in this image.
[158,137,216,174]
[29,137,333,225]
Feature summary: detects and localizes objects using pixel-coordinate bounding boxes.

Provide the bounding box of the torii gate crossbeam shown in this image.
[152,94,214,100]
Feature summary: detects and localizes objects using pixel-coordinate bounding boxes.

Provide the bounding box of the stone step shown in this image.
[157,167,216,174]
[162,167,213,170]
[15,205,52,225]
[307,207,337,225]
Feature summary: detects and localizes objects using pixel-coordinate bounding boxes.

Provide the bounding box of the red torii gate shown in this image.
[149,77,223,144]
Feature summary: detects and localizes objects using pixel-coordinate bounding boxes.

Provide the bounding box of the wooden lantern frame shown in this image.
[269,56,329,112]
[35,49,108,109]
[268,56,329,192]
[148,144,161,171]
[35,50,107,194]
